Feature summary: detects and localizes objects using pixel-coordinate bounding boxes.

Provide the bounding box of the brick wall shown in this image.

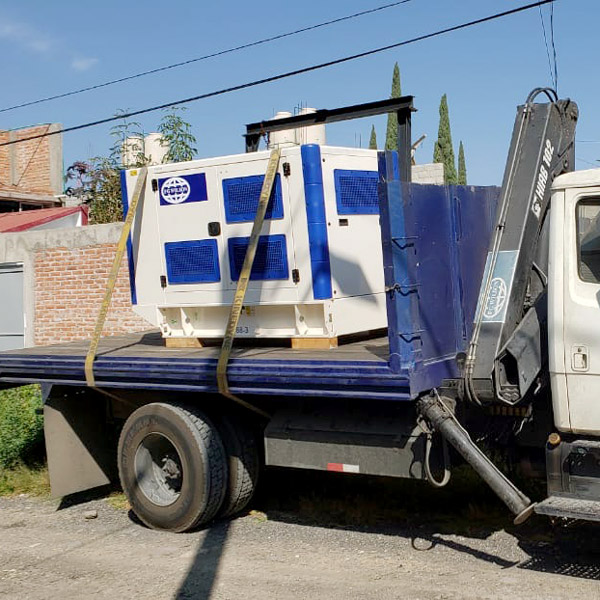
[0,124,62,195]
[33,242,150,346]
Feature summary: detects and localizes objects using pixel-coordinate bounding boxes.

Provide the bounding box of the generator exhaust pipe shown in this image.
[418,394,535,525]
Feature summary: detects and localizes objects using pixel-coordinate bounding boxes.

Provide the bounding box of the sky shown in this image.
[0,0,598,186]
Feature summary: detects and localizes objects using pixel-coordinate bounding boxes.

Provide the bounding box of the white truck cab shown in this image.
[549,169,600,434]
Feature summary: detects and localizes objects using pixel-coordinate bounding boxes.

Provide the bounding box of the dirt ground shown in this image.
[0,469,599,600]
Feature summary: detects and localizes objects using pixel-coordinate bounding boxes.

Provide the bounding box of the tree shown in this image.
[110,109,146,168]
[92,111,147,223]
[369,125,378,150]
[64,157,123,224]
[158,107,197,163]
[433,94,457,184]
[64,111,145,224]
[66,108,198,224]
[64,161,90,199]
[385,62,401,151]
[86,157,124,224]
[458,141,467,185]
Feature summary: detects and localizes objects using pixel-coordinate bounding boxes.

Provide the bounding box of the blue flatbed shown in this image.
[0,330,412,401]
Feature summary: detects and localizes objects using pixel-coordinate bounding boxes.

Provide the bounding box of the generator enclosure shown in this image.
[122,144,389,340]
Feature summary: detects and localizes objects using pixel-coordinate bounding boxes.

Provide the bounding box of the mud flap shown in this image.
[44,389,116,498]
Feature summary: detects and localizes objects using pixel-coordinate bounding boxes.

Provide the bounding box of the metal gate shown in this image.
[0,263,24,351]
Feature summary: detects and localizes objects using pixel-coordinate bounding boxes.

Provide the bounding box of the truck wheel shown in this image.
[216,413,260,518]
[117,402,226,532]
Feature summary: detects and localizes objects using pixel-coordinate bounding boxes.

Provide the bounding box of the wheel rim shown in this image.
[134,433,183,507]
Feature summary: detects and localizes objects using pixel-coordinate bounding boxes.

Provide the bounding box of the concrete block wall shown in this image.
[0,223,151,347]
[412,163,445,185]
[0,124,63,195]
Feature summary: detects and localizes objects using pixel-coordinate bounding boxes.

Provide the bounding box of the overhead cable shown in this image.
[0,0,555,149]
[538,4,556,88]
[550,1,558,92]
[0,0,413,115]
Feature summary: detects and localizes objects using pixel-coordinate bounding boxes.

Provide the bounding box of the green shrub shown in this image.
[0,385,44,468]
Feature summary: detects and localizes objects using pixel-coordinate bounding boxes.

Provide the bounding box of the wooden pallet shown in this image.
[164,328,387,351]
[165,336,338,350]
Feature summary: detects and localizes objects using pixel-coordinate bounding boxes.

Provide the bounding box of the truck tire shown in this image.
[216,413,260,518]
[117,402,227,532]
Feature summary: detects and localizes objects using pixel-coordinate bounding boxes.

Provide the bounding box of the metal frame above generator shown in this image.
[122,98,414,344]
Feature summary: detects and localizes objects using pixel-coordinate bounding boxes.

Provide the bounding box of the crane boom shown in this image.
[465,89,578,405]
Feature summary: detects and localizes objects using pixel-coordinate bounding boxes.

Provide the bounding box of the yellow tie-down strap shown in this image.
[84,167,148,387]
[216,148,280,418]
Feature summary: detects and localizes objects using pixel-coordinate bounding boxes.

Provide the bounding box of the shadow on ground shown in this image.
[170,466,600,598]
[57,484,113,510]
[176,520,232,600]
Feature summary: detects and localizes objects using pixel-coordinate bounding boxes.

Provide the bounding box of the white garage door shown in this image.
[0,263,24,351]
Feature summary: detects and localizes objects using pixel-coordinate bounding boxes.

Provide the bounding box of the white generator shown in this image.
[122,144,388,344]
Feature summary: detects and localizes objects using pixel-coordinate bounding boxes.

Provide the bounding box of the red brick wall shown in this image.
[34,243,151,346]
[0,124,58,195]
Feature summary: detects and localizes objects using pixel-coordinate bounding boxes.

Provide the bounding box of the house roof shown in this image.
[0,206,88,233]
[0,185,60,206]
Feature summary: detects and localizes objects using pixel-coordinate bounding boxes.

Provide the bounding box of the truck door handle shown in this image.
[572,345,589,372]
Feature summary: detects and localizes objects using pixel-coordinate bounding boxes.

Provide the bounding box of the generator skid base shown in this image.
[165,335,339,350]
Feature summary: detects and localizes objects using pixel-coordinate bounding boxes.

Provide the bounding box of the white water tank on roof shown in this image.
[145,133,169,165]
[267,108,327,149]
[267,111,296,149]
[121,136,144,168]
[295,107,326,146]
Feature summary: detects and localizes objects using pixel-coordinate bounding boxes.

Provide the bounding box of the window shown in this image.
[577,199,600,283]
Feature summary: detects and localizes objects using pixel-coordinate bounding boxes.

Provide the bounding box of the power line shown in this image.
[0,0,555,150]
[538,4,556,88]
[550,1,558,92]
[0,0,413,115]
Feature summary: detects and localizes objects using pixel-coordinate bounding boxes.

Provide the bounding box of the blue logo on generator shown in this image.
[159,173,208,206]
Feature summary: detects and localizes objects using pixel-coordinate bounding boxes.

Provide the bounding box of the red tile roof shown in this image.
[0,206,88,233]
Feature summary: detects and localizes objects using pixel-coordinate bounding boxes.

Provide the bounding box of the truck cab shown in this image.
[549,169,600,435]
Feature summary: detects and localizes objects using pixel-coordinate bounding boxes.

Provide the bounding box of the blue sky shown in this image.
[0,0,597,186]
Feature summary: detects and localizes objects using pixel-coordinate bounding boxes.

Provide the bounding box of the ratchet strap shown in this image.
[84,167,148,387]
[216,148,280,418]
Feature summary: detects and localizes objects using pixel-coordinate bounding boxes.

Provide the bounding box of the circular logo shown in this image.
[483,277,507,320]
[161,177,191,204]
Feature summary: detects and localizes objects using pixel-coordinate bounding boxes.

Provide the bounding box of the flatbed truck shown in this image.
[1,89,598,532]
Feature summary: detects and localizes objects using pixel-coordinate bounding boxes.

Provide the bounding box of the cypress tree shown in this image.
[458,141,467,185]
[385,62,402,151]
[369,125,378,150]
[433,94,457,184]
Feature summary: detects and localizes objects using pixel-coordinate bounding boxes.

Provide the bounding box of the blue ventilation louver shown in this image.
[228,234,289,281]
[334,169,379,215]
[223,174,284,223]
[165,239,220,284]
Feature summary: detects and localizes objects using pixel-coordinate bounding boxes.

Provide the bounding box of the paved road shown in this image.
[0,470,599,599]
